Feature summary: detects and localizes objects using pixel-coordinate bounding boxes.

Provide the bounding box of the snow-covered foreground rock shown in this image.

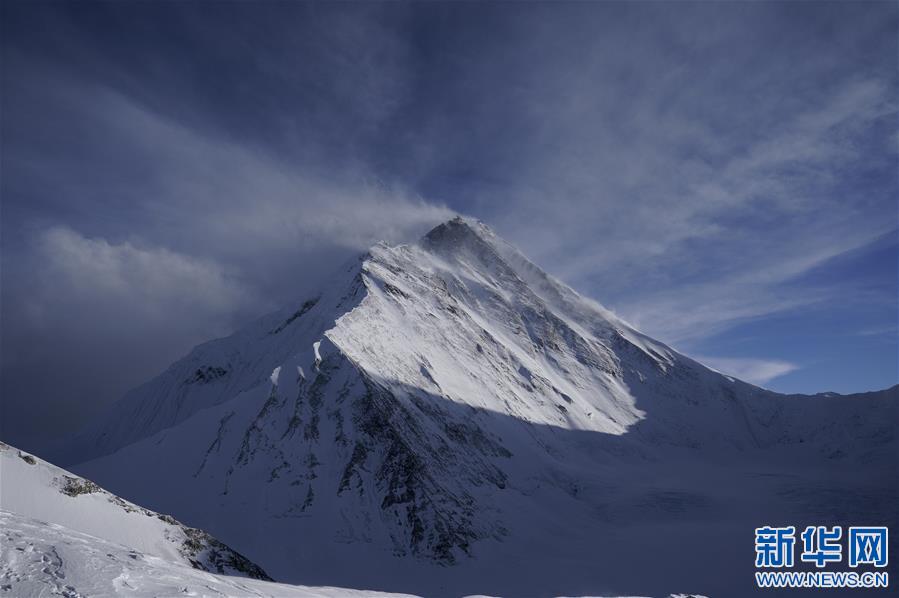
[42,217,897,597]
[0,443,420,597]
[1,511,420,598]
[0,441,269,580]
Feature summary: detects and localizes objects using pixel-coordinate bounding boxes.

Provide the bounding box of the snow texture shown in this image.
[0,442,270,580]
[0,510,419,598]
[0,443,420,597]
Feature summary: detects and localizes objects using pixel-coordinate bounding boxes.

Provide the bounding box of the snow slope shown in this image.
[0,441,270,580]
[0,511,422,598]
[59,217,896,597]
[0,442,424,598]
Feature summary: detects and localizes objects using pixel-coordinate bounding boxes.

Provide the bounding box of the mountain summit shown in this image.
[65,217,895,597]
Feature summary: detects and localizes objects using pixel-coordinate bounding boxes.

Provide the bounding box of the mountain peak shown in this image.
[421,215,494,249]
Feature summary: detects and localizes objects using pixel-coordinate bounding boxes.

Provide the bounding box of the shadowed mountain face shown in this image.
[65,218,896,597]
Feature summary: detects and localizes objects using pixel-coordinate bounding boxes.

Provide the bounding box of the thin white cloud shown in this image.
[856,325,899,337]
[697,356,799,387]
[618,230,889,344]
[75,86,455,258]
[31,226,252,327]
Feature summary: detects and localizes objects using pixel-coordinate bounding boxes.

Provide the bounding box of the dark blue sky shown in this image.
[1,1,896,453]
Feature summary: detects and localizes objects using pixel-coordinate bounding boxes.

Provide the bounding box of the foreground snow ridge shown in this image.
[0,442,269,577]
[0,443,420,597]
[25,217,898,597]
[0,511,423,598]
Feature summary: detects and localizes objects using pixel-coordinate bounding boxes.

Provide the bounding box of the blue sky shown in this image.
[1,1,896,452]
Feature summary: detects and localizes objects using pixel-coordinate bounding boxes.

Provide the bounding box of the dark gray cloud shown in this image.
[2,1,896,453]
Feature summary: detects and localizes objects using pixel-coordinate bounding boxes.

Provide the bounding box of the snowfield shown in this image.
[1,511,419,598]
[0,441,271,580]
[12,217,897,597]
[0,443,420,597]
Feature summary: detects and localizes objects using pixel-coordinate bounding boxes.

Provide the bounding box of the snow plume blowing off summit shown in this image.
[28,218,898,597]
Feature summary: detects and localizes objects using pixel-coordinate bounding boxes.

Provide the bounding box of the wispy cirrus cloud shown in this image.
[697,357,800,387]
[479,72,896,345]
[857,325,899,337]
[465,43,896,352]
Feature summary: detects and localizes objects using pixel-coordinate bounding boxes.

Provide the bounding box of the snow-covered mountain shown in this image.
[51,217,896,597]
